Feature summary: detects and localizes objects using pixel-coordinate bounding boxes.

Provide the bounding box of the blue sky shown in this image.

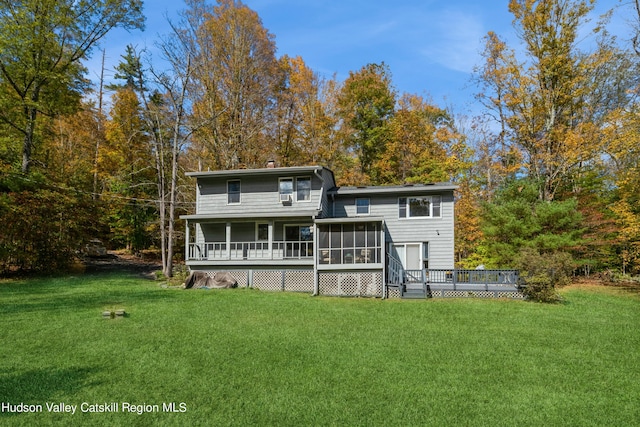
[86,0,631,116]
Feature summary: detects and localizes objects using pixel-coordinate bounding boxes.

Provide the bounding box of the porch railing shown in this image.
[188,241,313,261]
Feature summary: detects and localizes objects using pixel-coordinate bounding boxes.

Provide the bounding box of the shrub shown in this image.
[517,249,574,303]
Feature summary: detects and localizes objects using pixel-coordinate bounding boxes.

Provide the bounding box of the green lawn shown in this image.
[1,274,638,426]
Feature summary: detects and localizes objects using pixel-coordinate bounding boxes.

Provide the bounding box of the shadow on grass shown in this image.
[0,272,179,315]
[0,366,100,417]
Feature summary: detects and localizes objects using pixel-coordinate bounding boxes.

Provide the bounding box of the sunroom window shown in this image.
[318,222,381,265]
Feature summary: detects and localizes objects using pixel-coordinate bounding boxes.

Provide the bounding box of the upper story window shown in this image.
[280,177,311,203]
[279,178,293,202]
[227,180,241,204]
[356,198,370,215]
[296,177,311,202]
[399,196,441,218]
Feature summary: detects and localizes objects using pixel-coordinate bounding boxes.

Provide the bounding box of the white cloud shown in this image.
[419,9,486,74]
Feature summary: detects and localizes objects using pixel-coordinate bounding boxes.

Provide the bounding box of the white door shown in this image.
[405,244,421,270]
[393,243,422,283]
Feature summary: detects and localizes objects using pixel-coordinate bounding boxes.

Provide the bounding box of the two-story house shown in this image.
[182,164,462,298]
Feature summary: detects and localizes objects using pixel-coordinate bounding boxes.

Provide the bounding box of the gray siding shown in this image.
[196,173,323,216]
[333,192,455,269]
[318,168,336,218]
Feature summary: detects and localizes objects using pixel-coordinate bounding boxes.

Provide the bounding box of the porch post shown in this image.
[185,219,190,261]
[313,223,319,296]
[226,222,231,259]
[268,221,274,260]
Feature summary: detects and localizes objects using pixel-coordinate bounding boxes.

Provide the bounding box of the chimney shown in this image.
[266,160,276,168]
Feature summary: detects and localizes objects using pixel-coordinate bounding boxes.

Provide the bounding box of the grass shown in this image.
[0,273,638,426]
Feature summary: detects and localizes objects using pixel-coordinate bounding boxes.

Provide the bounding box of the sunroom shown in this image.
[315,217,385,269]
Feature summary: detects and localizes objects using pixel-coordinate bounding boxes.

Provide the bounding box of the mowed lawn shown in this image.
[0,274,638,426]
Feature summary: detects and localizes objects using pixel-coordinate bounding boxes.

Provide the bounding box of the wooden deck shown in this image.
[387,259,523,299]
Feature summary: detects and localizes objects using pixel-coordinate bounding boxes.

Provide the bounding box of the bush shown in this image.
[0,187,97,275]
[517,249,574,303]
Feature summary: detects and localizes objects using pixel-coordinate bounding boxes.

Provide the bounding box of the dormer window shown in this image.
[227,180,241,204]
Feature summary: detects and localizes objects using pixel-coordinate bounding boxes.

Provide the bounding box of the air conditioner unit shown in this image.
[280,193,293,203]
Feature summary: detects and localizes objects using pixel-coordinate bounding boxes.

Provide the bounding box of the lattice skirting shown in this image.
[202,269,314,293]
[429,289,525,299]
[318,271,383,297]
[387,288,402,299]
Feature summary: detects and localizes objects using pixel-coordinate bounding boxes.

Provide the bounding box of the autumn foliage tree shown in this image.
[178,0,279,170]
[0,0,144,174]
[476,0,631,202]
[337,63,396,184]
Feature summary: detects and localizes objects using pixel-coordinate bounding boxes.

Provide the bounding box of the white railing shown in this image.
[188,241,314,261]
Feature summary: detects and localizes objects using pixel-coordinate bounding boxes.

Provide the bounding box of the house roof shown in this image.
[185,165,331,178]
[330,182,458,196]
[315,216,386,224]
[181,209,321,221]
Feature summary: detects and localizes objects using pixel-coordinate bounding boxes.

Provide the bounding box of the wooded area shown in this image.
[1,0,638,283]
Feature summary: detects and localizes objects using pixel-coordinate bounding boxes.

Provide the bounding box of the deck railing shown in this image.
[188,241,313,261]
[387,265,520,289]
[425,269,520,289]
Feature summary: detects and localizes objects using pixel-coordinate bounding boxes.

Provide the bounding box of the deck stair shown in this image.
[401,269,429,299]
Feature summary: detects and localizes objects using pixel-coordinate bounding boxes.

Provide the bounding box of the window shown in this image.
[296,177,311,201]
[227,180,240,204]
[279,178,293,202]
[285,225,313,242]
[399,196,441,218]
[256,223,269,241]
[356,198,370,215]
[423,242,429,269]
[284,225,313,258]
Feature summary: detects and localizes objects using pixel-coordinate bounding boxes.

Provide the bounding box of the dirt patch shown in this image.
[81,251,162,278]
[567,277,640,294]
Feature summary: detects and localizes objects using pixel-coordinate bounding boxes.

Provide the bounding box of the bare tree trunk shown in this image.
[21,104,38,174]
[94,50,106,198]
[164,56,191,278]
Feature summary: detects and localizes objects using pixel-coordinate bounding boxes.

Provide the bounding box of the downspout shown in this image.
[313,168,324,215]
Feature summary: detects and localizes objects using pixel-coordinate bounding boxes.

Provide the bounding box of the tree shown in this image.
[154,43,194,278]
[602,107,640,275]
[475,0,633,201]
[337,62,396,183]
[102,87,155,253]
[176,0,279,170]
[479,178,583,269]
[0,0,144,174]
[376,94,468,185]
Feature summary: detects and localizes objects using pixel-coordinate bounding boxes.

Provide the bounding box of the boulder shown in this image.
[183,271,238,289]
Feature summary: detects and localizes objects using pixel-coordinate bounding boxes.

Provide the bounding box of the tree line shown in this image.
[1,0,639,285]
